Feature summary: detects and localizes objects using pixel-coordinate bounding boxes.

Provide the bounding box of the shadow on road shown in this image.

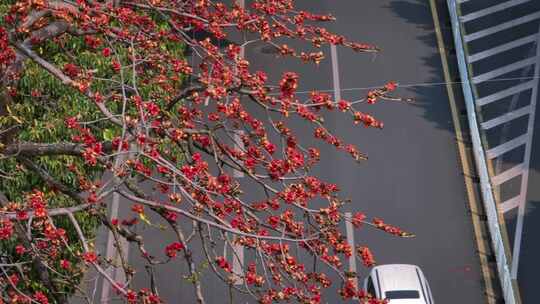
[385,0,460,133]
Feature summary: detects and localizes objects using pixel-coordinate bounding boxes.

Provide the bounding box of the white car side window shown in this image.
[367,276,377,298]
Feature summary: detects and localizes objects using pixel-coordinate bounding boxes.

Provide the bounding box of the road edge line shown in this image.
[428,1,495,303]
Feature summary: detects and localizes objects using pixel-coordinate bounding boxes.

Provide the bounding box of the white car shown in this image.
[363,264,434,304]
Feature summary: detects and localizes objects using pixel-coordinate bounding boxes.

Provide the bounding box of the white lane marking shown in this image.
[100,154,130,303]
[231,1,246,286]
[331,44,341,102]
[345,212,358,290]
[232,131,245,178]
[231,241,245,285]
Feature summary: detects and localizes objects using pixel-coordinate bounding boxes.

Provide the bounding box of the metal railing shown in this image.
[446,1,520,303]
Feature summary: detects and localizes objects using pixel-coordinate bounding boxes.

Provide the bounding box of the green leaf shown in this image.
[103,129,115,141]
[139,213,152,225]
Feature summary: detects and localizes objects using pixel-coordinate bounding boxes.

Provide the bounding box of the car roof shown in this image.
[372,264,427,301]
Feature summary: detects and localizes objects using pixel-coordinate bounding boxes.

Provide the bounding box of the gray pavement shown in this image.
[305,1,484,302]
[249,0,485,302]
[92,1,488,303]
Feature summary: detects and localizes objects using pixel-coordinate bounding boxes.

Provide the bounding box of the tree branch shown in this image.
[0,192,68,304]
[2,141,113,157]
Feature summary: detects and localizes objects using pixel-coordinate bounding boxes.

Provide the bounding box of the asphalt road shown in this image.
[87,1,487,303]
[275,0,484,303]
[458,1,540,303]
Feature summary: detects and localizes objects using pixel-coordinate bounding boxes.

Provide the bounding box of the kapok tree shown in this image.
[0,0,412,303]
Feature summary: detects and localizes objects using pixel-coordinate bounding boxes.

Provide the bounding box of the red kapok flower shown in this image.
[131,204,144,214]
[33,291,49,304]
[338,99,351,112]
[60,259,71,270]
[385,81,397,91]
[102,47,111,57]
[82,251,98,264]
[111,60,121,72]
[126,290,137,303]
[351,212,366,228]
[216,256,231,272]
[0,219,14,240]
[63,63,80,78]
[357,246,375,267]
[15,245,26,255]
[165,242,184,258]
[279,72,299,99]
[9,273,19,285]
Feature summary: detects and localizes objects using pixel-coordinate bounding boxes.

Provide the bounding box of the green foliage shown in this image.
[0,37,106,297]
[0,4,185,300]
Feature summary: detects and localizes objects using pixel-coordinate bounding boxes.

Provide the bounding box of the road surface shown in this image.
[89,1,488,303]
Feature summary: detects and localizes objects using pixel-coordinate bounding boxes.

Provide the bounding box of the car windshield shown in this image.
[385,290,420,299]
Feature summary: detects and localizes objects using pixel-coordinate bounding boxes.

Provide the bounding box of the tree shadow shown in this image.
[385,0,459,132]
[388,0,540,171]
